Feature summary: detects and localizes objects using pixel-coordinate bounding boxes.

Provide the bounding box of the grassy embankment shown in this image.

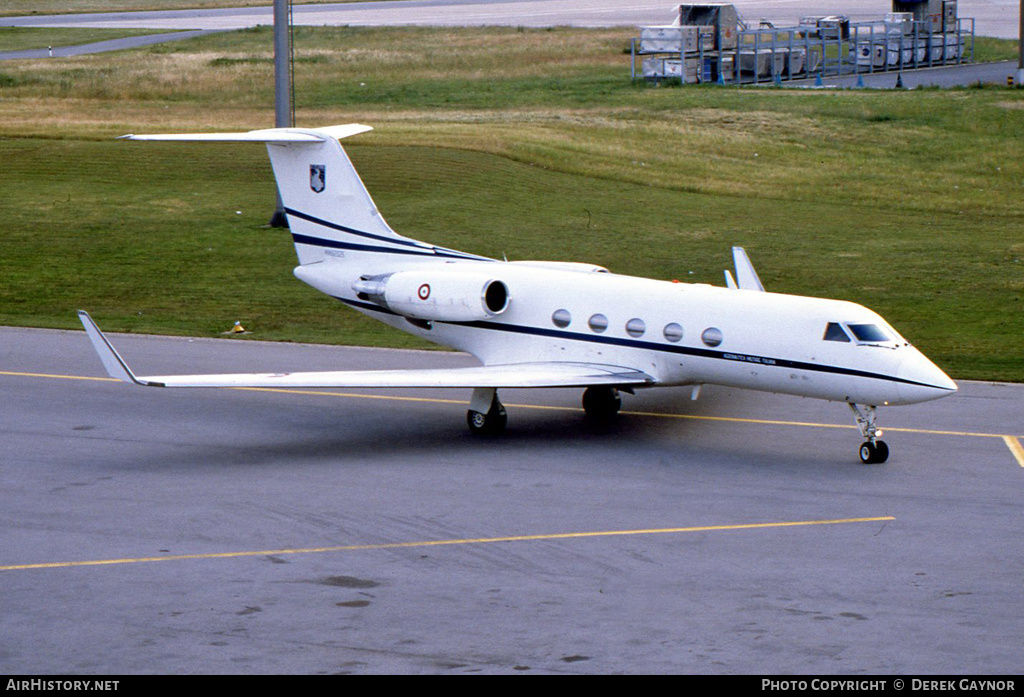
[0,26,1022,380]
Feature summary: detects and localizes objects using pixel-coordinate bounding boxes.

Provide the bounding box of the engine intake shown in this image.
[353,269,510,322]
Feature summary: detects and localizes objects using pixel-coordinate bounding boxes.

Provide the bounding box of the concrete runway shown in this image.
[1,324,1022,674]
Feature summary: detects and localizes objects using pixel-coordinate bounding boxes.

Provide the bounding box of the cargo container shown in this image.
[676,4,740,50]
[639,25,715,54]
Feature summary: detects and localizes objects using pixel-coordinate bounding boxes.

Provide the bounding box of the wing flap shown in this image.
[138,363,653,390]
[78,312,653,390]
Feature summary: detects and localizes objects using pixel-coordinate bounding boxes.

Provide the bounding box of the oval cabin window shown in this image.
[588,314,609,333]
[701,327,723,347]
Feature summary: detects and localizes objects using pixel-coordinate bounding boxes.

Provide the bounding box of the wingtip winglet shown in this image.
[77,310,145,385]
[731,246,766,292]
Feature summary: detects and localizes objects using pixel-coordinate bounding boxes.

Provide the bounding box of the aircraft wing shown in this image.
[78,311,653,390]
[725,246,766,292]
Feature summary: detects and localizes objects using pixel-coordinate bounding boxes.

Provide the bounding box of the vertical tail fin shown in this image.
[121,124,431,264]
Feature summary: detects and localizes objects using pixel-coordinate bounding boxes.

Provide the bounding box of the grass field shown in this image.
[1,26,1022,381]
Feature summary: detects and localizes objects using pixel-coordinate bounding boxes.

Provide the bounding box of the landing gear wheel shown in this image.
[849,404,889,465]
[582,387,621,421]
[859,440,889,465]
[467,398,507,436]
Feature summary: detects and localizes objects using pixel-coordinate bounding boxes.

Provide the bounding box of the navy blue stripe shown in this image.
[285,207,429,250]
[292,233,440,258]
[335,296,950,391]
[466,319,940,387]
[286,208,491,261]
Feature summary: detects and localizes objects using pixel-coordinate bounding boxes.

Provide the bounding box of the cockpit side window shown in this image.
[847,323,891,343]
[823,322,851,343]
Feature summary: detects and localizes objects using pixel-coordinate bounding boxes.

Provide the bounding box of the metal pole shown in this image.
[1017,0,1024,85]
[268,0,292,228]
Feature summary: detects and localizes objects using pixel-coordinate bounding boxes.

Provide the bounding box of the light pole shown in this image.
[268,0,292,227]
[1018,0,1024,86]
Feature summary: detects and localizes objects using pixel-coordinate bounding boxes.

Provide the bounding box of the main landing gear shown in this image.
[582,386,621,421]
[849,403,889,464]
[467,387,507,436]
[467,386,625,436]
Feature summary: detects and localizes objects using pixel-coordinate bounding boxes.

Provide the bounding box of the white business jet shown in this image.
[79,124,957,464]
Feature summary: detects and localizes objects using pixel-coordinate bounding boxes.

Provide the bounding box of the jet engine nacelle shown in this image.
[353,270,510,322]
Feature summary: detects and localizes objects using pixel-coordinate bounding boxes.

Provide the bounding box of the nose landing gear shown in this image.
[849,403,889,464]
[859,439,889,464]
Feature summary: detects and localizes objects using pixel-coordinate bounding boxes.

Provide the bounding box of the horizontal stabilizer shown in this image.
[77,312,653,391]
[118,124,373,144]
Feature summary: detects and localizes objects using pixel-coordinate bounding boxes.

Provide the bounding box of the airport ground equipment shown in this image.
[631,2,974,85]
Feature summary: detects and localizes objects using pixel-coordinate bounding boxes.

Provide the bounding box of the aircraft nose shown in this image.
[897,350,957,404]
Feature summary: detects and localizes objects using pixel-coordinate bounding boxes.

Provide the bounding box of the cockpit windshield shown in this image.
[847,323,891,343]
[823,322,895,345]
[823,322,851,342]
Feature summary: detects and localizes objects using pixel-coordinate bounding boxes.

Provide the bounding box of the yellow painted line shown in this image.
[0,370,116,383]
[235,387,1024,440]
[1003,436,1024,467]
[245,389,1024,441]
[4,369,1023,442]
[621,409,1024,440]
[0,516,893,572]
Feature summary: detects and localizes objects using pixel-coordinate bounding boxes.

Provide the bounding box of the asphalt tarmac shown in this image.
[0,30,218,61]
[0,0,1017,38]
[1,325,1021,674]
[786,60,1020,88]
[2,0,1017,91]
[2,0,1022,675]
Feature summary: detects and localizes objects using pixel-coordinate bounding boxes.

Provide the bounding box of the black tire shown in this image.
[467,400,507,436]
[859,443,873,464]
[582,387,621,420]
[873,440,889,463]
[467,409,488,434]
[859,440,889,464]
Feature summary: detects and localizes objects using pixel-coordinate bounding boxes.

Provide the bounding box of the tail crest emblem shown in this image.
[310,164,326,193]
